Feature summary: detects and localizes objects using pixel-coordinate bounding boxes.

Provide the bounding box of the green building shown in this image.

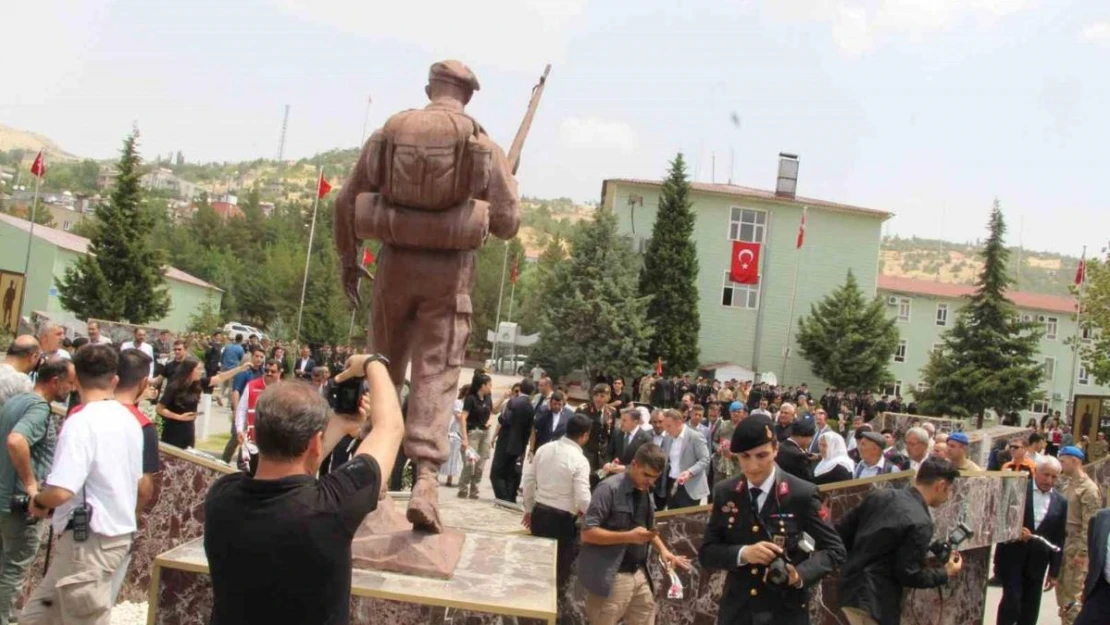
[0,212,221,331]
[877,275,1106,419]
[603,154,892,385]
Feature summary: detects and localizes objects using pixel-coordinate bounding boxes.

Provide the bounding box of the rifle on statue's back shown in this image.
[507,64,552,175]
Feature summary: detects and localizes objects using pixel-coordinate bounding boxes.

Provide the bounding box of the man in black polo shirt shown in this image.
[204,355,404,625]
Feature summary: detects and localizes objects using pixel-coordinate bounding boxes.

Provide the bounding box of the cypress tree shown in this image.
[795,270,899,392]
[916,200,1043,426]
[640,153,700,375]
[58,129,171,324]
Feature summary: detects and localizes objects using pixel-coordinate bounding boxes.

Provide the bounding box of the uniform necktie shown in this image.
[749,487,762,514]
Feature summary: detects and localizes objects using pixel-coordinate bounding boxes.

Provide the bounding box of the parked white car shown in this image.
[222,322,266,341]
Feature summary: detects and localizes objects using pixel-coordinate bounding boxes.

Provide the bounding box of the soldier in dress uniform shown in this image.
[699,414,846,625]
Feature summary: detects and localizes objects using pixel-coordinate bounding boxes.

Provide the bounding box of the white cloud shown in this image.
[771,0,1038,56]
[277,0,587,71]
[1080,22,1110,44]
[559,117,637,153]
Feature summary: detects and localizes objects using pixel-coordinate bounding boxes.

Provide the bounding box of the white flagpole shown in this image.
[1067,246,1086,423]
[22,170,43,276]
[295,167,323,343]
[781,206,806,383]
[491,240,509,364]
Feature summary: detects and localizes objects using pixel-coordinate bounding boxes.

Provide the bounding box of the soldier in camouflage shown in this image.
[1056,446,1103,624]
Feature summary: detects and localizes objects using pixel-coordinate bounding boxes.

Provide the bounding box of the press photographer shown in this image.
[835,457,964,625]
[203,354,404,625]
[0,358,73,623]
[22,345,144,625]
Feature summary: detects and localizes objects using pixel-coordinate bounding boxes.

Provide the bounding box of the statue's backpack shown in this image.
[367,107,492,211]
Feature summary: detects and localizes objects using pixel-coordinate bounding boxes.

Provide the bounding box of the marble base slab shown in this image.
[151,532,556,625]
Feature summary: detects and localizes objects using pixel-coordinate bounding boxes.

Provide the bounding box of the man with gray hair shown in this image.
[204,355,404,625]
[773,402,797,442]
[904,427,932,472]
[34,321,68,362]
[995,454,1067,625]
[0,336,39,407]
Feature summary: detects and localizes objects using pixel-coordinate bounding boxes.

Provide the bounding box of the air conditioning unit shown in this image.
[1037,315,1046,323]
[887,296,898,306]
[1052,392,1063,400]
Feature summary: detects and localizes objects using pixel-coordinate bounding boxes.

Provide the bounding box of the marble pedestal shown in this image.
[151,532,557,625]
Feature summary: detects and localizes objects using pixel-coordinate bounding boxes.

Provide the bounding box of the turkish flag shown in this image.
[1075,259,1085,286]
[730,241,760,284]
[361,248,375,267]
[30,151,46,178]
[796,207,807,249]
[509,257,519,284]
[317,174,332,199]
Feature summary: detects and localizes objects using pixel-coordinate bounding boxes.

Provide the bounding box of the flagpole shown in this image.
[295,167,323,343]
[346,274,362,340]
[1067,246,1086,423]
[781,207,806,383]
[22,171,42,276]
[491,240,509,365]
[507,276,517,323]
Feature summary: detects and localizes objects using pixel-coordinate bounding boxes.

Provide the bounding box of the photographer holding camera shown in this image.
[836,457,964,625]
[699,414,845,625]
[203,354,404,625]
[22,345,144,625]
[0,358,73,624]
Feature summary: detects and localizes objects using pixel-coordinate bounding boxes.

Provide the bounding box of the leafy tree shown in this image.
[296,201,347,346]
[795,270,899,392]
[1076,254,1110,385]
[517,233,567,333]
[19,204,57,228]
[640,153,700,374]
[469,238,527,352]
[916,201,1043,426]
[529,206,651,381]
[57,129,171,324]
[187,299,224,333]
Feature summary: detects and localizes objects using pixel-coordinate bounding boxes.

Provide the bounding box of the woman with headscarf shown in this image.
[813,431,855,485]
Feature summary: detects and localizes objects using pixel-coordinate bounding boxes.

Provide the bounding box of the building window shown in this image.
[1044,316,1058,340]
[721,271,759,309]
[728,207,767,243]
[1043,357,1056,382]
[894,340,907,363]
[1078,364,1090,386]
[931,342,943,354]
[883,381,903,398]
[1081,326,1094,342]
[897,298,911,321]
[62,221,71,231]
[637,237,651,254]
[1031,399,1049,414]
[935,303,948,326]
[916,381,929,393]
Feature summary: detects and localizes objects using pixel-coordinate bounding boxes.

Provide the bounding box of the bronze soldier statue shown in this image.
[336,60,526,533]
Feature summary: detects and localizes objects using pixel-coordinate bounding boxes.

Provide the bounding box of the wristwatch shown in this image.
[361,353,390,374]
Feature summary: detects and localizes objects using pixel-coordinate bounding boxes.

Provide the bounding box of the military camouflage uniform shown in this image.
[1055,472,1101,624]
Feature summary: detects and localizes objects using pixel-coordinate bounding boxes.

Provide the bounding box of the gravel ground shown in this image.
[111,601,148,625]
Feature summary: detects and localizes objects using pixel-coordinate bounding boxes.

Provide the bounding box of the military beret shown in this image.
[859,431,887,449]
[429,60,480,92]
[791,419,816,437]
[729,401,746,413]
[1059,446,1085,461]
[730,414,777,453]
[948,431,970,446]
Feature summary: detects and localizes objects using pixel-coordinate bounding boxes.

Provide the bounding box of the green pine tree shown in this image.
[640,153,700,375]
[296,201,348,346]
[916,200,1043,426]
[517,233,566,334]
[57,129,171,324]
[795,270,899,392]
[529,206,652,381]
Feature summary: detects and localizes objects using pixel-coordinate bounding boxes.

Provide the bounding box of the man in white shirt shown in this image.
[35,321,69,362]
[522,413,592,597]
[86,321,112,345]
[854,431,892,479]
[120,328,155,378]
[23,344,143,625]
[904,427,931,472]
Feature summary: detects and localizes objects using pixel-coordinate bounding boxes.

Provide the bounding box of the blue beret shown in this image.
[1059,446,1085,461]
[729,401,746,413]
[948,432,970,446]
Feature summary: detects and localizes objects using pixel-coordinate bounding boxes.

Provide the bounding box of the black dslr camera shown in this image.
[928,521,974,562]
[330,377,366,415]
[9,494,30,515]
[766,532,815,586]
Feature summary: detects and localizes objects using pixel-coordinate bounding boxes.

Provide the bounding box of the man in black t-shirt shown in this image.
[204,356,404,625]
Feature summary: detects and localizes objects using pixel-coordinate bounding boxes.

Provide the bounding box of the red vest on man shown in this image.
[244,377,269,441]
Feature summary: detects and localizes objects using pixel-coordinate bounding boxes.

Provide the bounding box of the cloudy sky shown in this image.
[3,0,1108,256]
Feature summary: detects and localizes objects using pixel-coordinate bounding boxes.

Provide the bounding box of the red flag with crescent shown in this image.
[30,151,46,178]
[730,241,760,284]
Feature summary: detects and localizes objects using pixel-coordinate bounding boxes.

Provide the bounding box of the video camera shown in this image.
[928,521,974,563]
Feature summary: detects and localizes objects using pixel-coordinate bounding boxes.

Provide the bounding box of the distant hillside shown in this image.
[0,124,79,162]
[880,235,1081,297]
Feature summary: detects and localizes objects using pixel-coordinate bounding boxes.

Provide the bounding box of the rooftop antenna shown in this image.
[276,104,290,161]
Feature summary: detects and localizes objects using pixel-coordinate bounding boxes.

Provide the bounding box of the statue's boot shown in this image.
[406,462,444,534]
